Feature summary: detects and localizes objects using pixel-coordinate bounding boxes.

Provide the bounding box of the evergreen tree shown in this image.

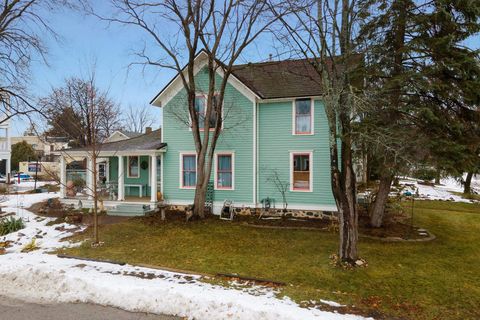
[359,0,480,226]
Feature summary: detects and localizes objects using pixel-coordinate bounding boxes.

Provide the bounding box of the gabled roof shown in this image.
[63,129,165,154]
[150,50,362,104]
[118,130,143,139]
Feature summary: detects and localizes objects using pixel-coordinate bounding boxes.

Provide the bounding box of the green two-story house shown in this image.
[57,51,337,216]
[151,51,337,215]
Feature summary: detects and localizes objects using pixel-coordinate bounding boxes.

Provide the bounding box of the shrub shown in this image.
[0,216,25,236]
[413,167,437,181]
[21,238,39,253]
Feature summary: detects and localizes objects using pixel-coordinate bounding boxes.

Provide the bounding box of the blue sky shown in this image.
[13,3,275,135]
[12,4,480,135]
[14,5,169,135]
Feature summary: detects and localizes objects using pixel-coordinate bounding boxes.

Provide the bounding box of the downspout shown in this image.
[253,99,257,208]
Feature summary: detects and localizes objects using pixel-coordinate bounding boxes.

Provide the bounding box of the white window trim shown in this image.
[292,98,315,135]
[214,152,235,191]
[289,151,313,192]
[179,152,197,189]
[127,156,140,178]
[189,93,224,131]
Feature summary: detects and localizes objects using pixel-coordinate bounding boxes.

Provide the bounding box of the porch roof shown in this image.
[56,129,166,156]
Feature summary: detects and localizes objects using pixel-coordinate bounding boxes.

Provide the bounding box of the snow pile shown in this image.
[11,181,56,193]
[398,175,479,203]
[0,193,370,320]
[0,253,369,320]
[1,192,83,253]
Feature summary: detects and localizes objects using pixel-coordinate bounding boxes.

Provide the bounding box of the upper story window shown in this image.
[194,95,220,130]
[215,153,234,190]
[128,156,139,178]
[291,152,312,192]
[181,153,197,188]
[294,98,313,135]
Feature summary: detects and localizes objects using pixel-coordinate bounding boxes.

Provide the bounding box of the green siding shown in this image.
[161,67,335,210]
[257,100,336,208]
[162,67,254,204]
[109,156,151,197]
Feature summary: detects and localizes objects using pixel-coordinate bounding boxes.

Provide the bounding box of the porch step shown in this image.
[107,204,156,217]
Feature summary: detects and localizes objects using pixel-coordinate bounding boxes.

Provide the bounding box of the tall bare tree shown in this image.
[40,77,122,146]
[123,104,155,133]
[0,0,70,123]
[91,0,291,218]
[272,0,365,263]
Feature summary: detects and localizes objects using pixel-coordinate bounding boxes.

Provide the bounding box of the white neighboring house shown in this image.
[104,130,143,143]
[0,100,11,180]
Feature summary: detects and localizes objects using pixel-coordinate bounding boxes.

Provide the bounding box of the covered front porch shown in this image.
[56,129,167,215]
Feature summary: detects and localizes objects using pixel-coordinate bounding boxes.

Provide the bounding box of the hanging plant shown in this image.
[140,161,148,170]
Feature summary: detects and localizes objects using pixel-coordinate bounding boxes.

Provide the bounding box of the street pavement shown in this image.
[0,295,181,320]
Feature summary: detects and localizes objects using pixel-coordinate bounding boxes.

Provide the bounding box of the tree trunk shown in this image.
[333,163,359,263]
[370,173,394,228]
[464,171,474,194]
[434,166,441,184]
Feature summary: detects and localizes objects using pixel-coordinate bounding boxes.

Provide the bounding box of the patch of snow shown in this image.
[0,192,83,253]
[0,253,369,320]
[11,181,56,193]
[397,176,479,203]
[0,192,371,320]
[320,300,346,308]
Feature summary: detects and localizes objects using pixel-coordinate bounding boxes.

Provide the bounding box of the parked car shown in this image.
[0,174,6,183]
[13,173,33,181]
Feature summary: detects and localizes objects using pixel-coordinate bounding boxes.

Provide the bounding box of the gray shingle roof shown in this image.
[231,59,323,99]
[66,129,165,153]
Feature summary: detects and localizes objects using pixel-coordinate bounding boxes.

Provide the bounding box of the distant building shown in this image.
[0,100,11,179]
[105,130,143,143]
[10,135,70,162]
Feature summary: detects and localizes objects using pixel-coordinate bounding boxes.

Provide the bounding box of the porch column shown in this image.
[86,156,93,200]
[118,155,125,201]
[60,155,66,198]
[150,154,157,203]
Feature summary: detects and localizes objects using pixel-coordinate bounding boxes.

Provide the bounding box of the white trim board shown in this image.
[151,51,259,108]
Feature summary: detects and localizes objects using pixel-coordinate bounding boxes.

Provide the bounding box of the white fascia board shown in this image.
[55,149,166,158]
[215,66,260,103]
[151,51,260,107]
[151,51,209,108]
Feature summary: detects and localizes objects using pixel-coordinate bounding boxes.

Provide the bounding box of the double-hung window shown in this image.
[181,154,197,188]
[128,156,139,178]
[194,95,220,130]
[294,98,313,134]
[291,152,312,191]
[215,153,234,190]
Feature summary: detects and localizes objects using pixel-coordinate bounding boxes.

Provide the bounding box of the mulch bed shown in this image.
[29,199,131,226]
[138,209,216,226]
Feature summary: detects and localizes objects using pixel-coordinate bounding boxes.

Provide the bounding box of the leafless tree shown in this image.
[0,0,71,123]
[38,71,122,245]
[271,0,366,263]
[123,104,155,133]
[90,0,292,218]
[266,169,289,212]
[39,77,123,145]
